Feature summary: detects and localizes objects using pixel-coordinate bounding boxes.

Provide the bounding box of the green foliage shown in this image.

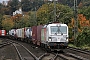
[0,14,3,29]
[69,27,73,40]
[0,3,3,8]
[76,27,90,47]
[37,3,73,25]
[21,0,44,12]
[15,14,35,28]
[28,11,37,26]
[0,3,4,14]
[7,0,19,14]
[58,0,81,7]
[21,0,31,12]
[2,17,14,31]
[83,6,90,20]
[78,6,90,20]
[13,15,24,28]
[83,0,90,6]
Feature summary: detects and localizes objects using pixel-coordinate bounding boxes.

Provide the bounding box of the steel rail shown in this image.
[12,43,24,60]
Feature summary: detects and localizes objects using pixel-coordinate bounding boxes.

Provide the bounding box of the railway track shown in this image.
[12,43,37,60]
[0,38,90,60]
[0,39,45,60]
[64,47,90,60]
[0,39,13,48]
[0,38,20,60]
[0,38,48,60]
[68,47,90,55]
[40,52,89,60]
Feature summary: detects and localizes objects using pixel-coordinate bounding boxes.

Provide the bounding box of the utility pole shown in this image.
[53,0,56,22]
[47,2,49,23]
[74,0,78,45]
[35,7,37,25]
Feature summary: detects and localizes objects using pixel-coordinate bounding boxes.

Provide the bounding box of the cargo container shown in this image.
[25,27,32,38]
[37,25,43,45]
[16,28,25,39]
[9,29,16,36]
[9,29,16,39]
[32,26,37,44]
[0,30,6,36]
[0,30,2,36]
[41,26,47,43]
[24,27,32,42]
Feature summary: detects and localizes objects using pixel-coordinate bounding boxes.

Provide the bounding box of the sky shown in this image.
[0,0,9,3]
[0,0,21,3]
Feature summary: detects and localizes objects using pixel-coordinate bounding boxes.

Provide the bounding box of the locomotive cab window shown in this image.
[50,26,67,34]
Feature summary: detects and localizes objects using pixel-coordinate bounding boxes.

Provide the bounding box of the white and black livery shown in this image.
[41,23,68,51]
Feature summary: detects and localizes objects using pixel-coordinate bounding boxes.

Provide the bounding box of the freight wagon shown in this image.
[0,30,6,36]
[8,23,68,51]
[9,27,32,42]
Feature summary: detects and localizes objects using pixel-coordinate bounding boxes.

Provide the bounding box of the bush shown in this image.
[76,27,90,47]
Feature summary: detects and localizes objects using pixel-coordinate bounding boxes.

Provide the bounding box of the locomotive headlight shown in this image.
[48,37,52,41]
[49,38,52,41]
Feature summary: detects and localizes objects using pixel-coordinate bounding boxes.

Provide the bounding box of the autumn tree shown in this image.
[1,15,14,31]
[17,15,30,28]
[28,11,38,26]
[37,3,73,25]
[11,14,22,28]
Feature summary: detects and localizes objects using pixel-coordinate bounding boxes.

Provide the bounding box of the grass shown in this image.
[80,45,90,50]
[68,43,90,50]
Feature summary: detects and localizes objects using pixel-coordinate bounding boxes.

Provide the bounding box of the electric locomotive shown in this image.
[40,23,68,51]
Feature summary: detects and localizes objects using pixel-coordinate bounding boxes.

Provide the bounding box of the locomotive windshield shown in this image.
[51,26,67,34]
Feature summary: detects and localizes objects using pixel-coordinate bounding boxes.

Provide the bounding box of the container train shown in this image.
[2,23,69,51]
[0,30,6,36]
